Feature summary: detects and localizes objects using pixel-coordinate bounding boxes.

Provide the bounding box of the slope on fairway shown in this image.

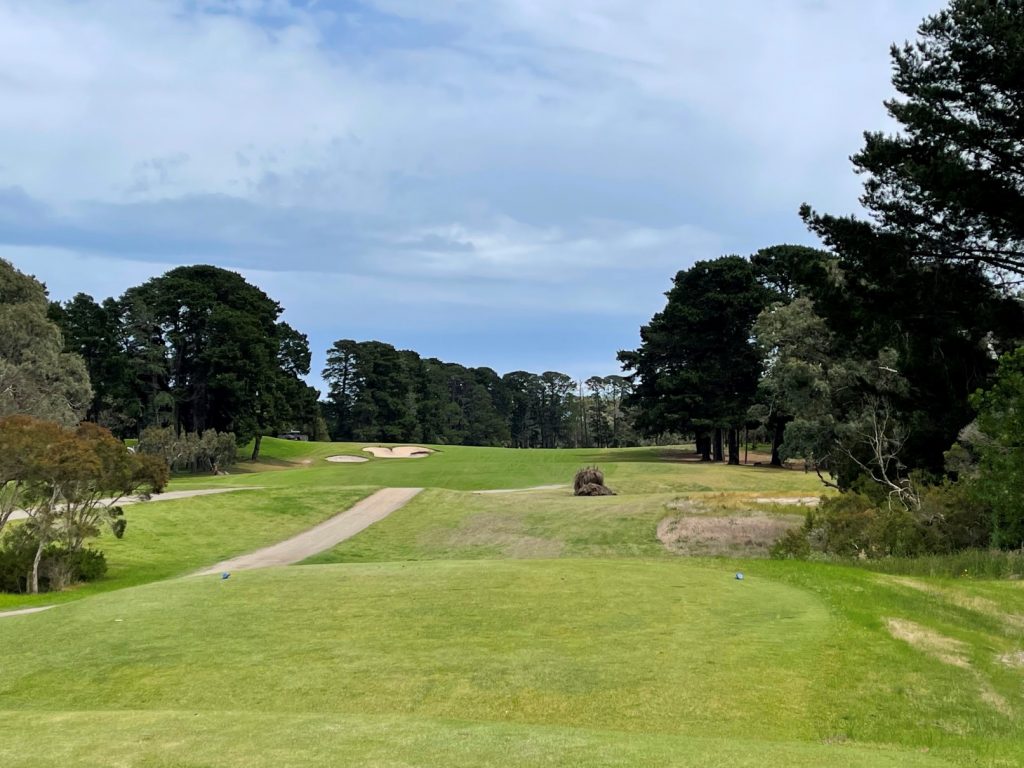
[0,485,376,610]
[171,438,828,495]
[0,559,952,767]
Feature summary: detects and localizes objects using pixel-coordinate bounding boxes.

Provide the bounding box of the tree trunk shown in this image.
[727,427,740,465]
[697,433,711,461]
[251,433,263,462]
[771,421,785,467]
[29,538,45,594]
[713,428,724,462]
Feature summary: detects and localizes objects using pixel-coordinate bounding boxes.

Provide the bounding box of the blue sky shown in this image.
[0,0,939,385]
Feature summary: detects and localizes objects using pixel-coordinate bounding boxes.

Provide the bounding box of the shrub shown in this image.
[806,491,933,559]
[0,528,107,593]
[917,481,992,552]
[770,528,811,560]
[138,426,238,473]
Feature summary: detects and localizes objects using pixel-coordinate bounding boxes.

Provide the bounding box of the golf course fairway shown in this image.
[0,440,1020,766]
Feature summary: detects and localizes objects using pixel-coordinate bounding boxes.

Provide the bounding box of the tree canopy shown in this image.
[0,259,91,426]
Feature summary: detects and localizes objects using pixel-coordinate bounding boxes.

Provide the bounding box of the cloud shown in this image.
[0,0,940,378]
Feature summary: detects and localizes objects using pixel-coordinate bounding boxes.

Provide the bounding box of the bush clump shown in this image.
[138,427,237,474]
[770,480,996,562]
[573,467,615,496]
[0,527,107,593]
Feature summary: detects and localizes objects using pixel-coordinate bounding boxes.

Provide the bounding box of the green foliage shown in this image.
[0,415,167,593]
[769,527,811,560]
[794,0,1024,482]
[0,526,107,593]
[619,256,770,461]
[850,0,1024,274]
[137,426,238,474]
[0,259,92,425]
[52,266,320,446]
[322,340,625,448]
[964,346,1024,548]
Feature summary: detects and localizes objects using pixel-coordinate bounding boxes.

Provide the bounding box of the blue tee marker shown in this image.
[221,572,231,580]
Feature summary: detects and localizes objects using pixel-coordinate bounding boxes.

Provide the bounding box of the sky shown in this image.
[0,0,940,386]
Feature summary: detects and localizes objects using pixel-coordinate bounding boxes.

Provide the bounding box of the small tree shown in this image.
[0,416,167,593]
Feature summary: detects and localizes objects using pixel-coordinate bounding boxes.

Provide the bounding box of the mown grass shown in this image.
[1,438,1021,766]
[0,559,994,767]
[0,485,374,610]
[173,439,827,495]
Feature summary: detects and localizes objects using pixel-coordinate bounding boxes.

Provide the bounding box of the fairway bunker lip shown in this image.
[362,446,434,459]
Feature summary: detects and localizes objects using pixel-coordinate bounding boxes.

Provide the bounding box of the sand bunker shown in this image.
[325,455,369,464]
[362,446,434,459]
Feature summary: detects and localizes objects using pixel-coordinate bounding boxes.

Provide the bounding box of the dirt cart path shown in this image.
[472,484,567,495]
[194,487,423,575]
[7,486,263,522]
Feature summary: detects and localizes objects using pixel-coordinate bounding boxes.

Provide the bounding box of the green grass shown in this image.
[851,549,1024,580]
[0,560,992,767]
[0,437,1021,766]
[173,439,827,494]
[0,485,375,610]
[307,487,679,562]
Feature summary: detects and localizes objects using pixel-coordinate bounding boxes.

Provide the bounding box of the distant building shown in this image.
[277,431,309,441]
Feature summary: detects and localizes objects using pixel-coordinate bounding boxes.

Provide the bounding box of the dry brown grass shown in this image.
[657,512,803,558]
[997,650,1024,668]
[573,466,614,496]
[885,618,970,668]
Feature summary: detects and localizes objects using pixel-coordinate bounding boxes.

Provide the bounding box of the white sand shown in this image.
[362,446,434,459]
[325,455,369,463]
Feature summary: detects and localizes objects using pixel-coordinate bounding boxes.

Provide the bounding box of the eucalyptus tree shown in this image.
[0,259,91,426]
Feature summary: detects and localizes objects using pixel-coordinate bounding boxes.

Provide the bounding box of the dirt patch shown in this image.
[473,485,567,495]
[886,618,971,668]
[363,446,434,459]
[752,496,821,507]
[657,513,802,558]
[446,513,564,558]
[325,455,369,463]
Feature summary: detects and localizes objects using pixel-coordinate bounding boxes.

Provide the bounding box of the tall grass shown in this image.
[850,548,1024,579]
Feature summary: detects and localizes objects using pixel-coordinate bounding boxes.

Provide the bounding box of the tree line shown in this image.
[3,0,1022,571]
[322,340,637,447]
[621,0,1024,556]
[1,257,641,453]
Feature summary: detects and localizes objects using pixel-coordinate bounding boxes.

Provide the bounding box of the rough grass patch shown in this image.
[658,513,803,557]
[885,618,970,668]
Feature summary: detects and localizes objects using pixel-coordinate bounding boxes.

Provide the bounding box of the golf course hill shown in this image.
[0,437,1020,768]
